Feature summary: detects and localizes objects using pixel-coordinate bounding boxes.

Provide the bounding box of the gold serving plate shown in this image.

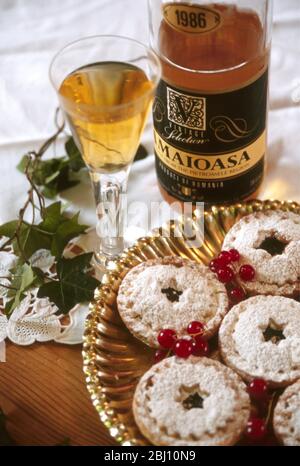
[83,200,300,446]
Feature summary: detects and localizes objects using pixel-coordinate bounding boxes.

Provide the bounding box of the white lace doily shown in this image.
[0,229,100,346]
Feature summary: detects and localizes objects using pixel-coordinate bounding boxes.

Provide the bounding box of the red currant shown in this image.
[174,339,193,359]
[248,379,269,401]
[229,249,241,262]
[246,417,267,442]
[230,287,246,303]
[192,336,209,357]
[218,251,232,267]
[157,329,177,350]
[239,265,256,282]
[217,266,235,284]
[187,321,205,336]
[209,259,222,273]
[154,349,168,363]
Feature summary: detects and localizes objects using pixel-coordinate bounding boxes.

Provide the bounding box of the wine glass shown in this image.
[50,35,161,269]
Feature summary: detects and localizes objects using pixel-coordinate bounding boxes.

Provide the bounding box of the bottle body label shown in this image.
[153,69,268,203]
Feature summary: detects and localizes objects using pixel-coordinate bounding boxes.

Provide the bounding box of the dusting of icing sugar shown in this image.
[133,356,250,446]
[220,296,300,385]
[292,408,300,439]
[223,211,300,288]
[117,258,228,347]
[274,380,300,446]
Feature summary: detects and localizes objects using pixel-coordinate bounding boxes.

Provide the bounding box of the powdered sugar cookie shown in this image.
[274,380,300,446]
[219,296,300,388]
[222,211,300,297]
[133,356,250,446]
[117,257,229,348]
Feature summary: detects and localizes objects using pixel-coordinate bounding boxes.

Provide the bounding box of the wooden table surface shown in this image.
[0,342,117,446]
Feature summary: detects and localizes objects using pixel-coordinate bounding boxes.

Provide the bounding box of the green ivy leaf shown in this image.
[12,225,52,260]
[40,202,64,233]
[134,144,149,162]
[0,408,69,446]
[56,438,71,446]
[36,159,64,189]
[0,410,16,446]
[0,219,52,260]
[0,220,20,239]
[42,185,59,199]
[52,163,79,193]
[44,170,61,185]
[7,263,37,296]
[5,263,40,316]
[50,216,87,258]
[18,156,61,185]
[17,155,31,174]
[65,138,85,172]
[1,203,88,263]
[37,253,100,314]
[18,263,37,289]
[41,203,88,258]
[17,137,85,200]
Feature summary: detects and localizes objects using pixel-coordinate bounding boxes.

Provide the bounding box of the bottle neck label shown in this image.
[163,3,223,35]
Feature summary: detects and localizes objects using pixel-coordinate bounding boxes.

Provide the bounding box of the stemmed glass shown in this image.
[50,35,161,269]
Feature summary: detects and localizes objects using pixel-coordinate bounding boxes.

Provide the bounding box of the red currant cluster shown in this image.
[210,249,256,303]
[155,321,209,363]
[245,379,270,442]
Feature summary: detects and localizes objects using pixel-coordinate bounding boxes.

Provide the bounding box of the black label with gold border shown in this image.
[153,69,268,203]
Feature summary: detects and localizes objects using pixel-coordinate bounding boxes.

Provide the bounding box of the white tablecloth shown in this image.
[0,0,299,232]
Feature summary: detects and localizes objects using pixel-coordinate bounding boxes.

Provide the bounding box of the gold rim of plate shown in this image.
[82,199,300,446]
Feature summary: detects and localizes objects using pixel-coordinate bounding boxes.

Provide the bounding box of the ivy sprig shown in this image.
[0,201,99,316]
[0,116,100,317]
[38,252,99,315]
[17,137,85,199]
[0,408,70,446]
[17,131,148,200]
[0,110,149,318]
[0,409,15,446]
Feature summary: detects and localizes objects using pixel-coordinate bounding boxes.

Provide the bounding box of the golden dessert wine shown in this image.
[59,61,153,173]
[50,36,160,268]
[149,1,273,205]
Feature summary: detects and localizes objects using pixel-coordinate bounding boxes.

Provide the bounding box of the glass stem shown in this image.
[90,168,129,267]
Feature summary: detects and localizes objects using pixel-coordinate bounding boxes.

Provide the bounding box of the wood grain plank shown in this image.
[0,342,117,446]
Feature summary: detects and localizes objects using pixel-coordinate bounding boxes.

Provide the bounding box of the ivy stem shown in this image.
[0,112,65,256]
[0,284,18,291]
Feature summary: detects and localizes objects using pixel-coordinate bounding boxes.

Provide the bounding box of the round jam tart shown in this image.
[117,257,229,348]
[133,356,250,446]
[222,211,300,297]
[219,296,300,388]
[273,380,300,446]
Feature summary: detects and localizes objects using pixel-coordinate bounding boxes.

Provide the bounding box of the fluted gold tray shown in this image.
[82,199,300,446]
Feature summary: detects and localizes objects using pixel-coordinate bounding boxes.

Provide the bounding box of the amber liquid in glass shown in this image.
[59,62,153,173]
